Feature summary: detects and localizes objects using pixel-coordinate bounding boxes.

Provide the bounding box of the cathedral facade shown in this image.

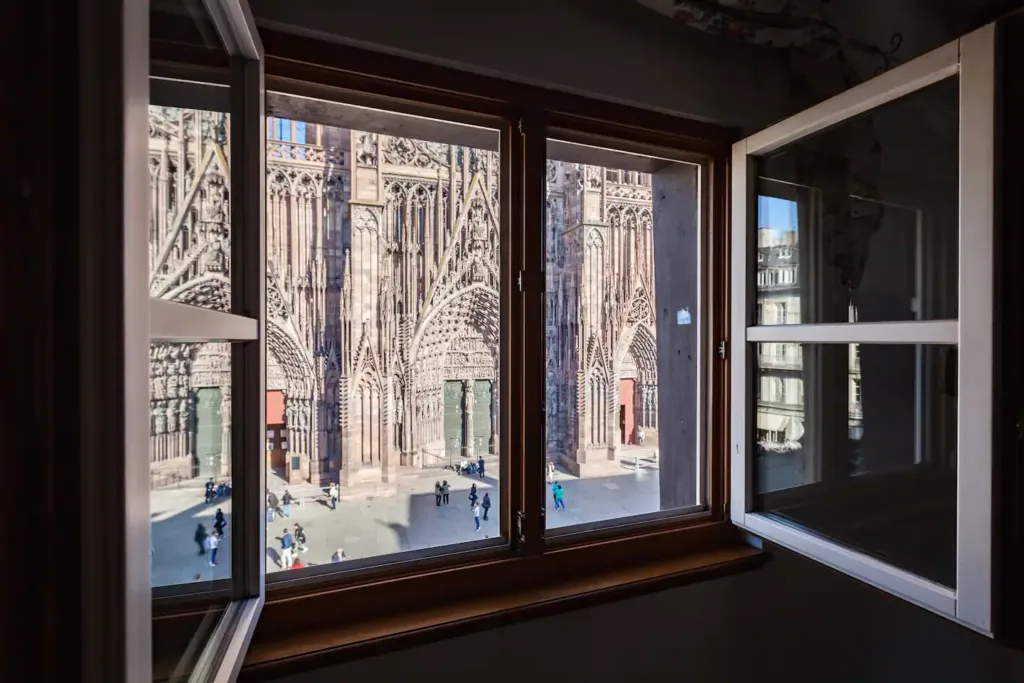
[147,107,658,489]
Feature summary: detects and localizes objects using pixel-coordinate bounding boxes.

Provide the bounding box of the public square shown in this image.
[151,446,663,587]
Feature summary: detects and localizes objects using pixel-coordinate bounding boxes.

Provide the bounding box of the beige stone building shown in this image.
[147,107,657,489]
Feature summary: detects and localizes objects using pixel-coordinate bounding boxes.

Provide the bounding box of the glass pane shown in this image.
[264,94,503,574]
[150,342,233,587]
[754,342,957,586]
[148,101,232,312]
[544,141,702,533]
[755,76,958,325]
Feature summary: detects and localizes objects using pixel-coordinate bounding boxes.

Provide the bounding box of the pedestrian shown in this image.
[441,480,450,506]
[556,483,566,510]
[290,556,305,570]
[434,481,442,507]
[213,508,226,538]
[267,489,279,522]
[279,527,294,569]
[204,478,215,505]
[331,548,346,563]
[472,500,481,531]
[469,483,478,506]
[638,427,645,446]
[206,531,221,566]
[482,492,491,521]
[329,482,339,511]
[194,523,208,555]
[282,489,293,518]
[293,523,308,554]
[477,456,485,479]
[546,460,556,484]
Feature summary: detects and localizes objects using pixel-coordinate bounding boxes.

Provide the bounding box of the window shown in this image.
[732,26,996,633]
[263,92,505,572]
[543,139,704,533]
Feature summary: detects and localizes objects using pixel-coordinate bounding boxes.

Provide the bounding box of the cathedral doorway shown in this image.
[443,379,496,462]
[194,387,223,478]
[444,381,464,461]
[471,380,493,457]
[266,389,287,474]
[619,378,636,444]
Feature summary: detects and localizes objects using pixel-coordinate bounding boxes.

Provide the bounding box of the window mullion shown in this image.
[521,111,546,554]
[230,53,267,602]
[745,320,958,345]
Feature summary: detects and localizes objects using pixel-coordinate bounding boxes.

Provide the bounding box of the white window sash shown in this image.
[149,298,259,342]
[730,24,995,635]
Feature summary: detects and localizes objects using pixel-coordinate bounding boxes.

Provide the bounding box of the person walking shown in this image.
[331,548,346,563]
[481,492,491,521]
[434,481,442,507]
[468,483,478,507]
[328,482,339,511]
[293,523,308,554]
[267,489,279,522]
[279,527,294,569]
[206,531,221,566]
[281,489,293,519]
[204,479,215,505]
[546,460,556,484]
[441,480,450,506]
[552,482,566,511]
[638,427,645,447]
[194,523,208,555]
[213,508,226,538]
[472,500,481,531]
[477,456,486,479]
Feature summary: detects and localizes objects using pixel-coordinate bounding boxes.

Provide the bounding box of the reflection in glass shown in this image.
[756,76,959,325]
[754,342,957,586]
[264,100,503,572]
[150,343,232,588]
[543,147,701,532]
[148,105,231,311]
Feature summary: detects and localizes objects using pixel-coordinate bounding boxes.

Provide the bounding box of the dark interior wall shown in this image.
[248,0,793,131]
[271,548,1024,683]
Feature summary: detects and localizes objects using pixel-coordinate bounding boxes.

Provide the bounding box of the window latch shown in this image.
[516,509,525,549]
[718,341,728,360]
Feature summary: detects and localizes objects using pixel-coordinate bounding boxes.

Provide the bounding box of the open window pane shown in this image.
[755,76,958,325]
[754,342,957,586]
[263,93,504,573]
[150,342,233,588]
[148,100,233,312]
[544,141,702,533]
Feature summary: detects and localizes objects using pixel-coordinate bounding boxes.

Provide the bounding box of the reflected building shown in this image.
[147,110,659,488]
[755,202,863,489]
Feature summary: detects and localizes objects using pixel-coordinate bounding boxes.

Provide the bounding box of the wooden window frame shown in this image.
[149,27,761,681]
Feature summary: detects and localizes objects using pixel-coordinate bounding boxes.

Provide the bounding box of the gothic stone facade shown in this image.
[545,164,659,474]
[147,107,657,488]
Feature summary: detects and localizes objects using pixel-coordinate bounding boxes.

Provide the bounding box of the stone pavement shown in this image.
[151,447,664,587]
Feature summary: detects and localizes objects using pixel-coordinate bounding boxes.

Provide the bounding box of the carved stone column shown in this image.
[490,380,498,454]
[220,386,231,477]
[462,378,475,459]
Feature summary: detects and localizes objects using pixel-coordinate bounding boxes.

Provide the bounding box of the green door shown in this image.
[194,387,223,478]
[472,380,493,457]
[444,381,464,461]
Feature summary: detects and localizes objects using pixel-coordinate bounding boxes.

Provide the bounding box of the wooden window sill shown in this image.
[238,534,765,681]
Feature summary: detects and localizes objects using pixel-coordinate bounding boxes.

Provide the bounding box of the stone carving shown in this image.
[352,206,380,233]
[356,132,377,165]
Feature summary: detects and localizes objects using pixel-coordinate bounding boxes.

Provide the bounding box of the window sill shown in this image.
[238,524,764,681]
